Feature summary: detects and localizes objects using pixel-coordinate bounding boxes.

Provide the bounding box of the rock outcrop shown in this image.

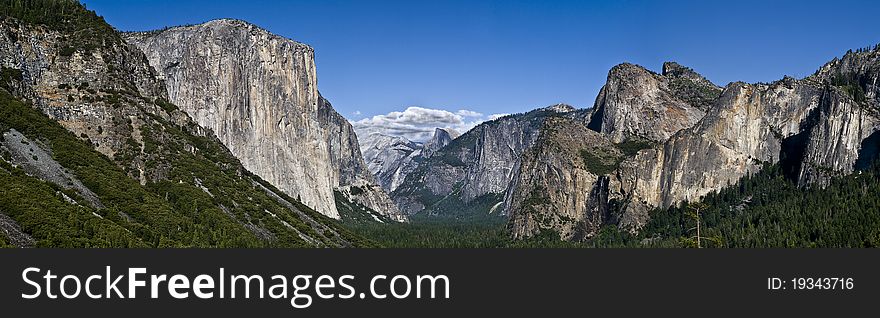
[586,62,720,143]
[506,48,880,240]
[505,117,621,239]
[422,128,459,158]
[0,15,204,191]
[124,19,404,221]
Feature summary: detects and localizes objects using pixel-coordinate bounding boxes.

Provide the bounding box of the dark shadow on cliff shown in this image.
[779,130,809,182]
[586,97,605,133]
[779,100,824,183]
[854,130,880,171]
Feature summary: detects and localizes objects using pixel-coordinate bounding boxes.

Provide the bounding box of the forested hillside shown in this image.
[0,88,373,247]
[349,162,880,248]
[633,163,880,248]
[0,0,372,248]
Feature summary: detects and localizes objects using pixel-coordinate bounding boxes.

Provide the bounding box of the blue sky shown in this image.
[84,0,880,140]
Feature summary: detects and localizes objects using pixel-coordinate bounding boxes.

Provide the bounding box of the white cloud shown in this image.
[455,109,483,118]
[352,110,362,116]
[353,106,496,141]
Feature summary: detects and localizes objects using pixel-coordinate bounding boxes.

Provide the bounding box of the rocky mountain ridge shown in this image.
[505,46,880,240]
[360,127,459,193]
[389,104,577,217]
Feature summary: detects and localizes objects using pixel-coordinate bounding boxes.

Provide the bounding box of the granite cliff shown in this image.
[586,62,720,143]
[506,47,880,240]
[505,116,621,239]
[124,19,404,221]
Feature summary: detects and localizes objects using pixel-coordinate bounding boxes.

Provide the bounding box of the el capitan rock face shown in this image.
[505,49,880,240]
[124,19,404,221]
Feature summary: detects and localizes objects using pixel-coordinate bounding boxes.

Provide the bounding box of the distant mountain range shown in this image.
[365,48,880,242]
[2,1,879,247]
[359,127,459,193]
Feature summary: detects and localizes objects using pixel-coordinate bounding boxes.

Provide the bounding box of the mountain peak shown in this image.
[609,62,653,76]
[200,19,306,44]
[433,127,461,139]
[423,128,459,156]
[542,103,576,113]
[661,61,717,87]
[588,61,715,143]
[661,61,691,76]
[130,18,311,50]
[204,18,253,27]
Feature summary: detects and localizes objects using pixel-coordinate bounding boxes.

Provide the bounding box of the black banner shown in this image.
[0,249,875,316]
